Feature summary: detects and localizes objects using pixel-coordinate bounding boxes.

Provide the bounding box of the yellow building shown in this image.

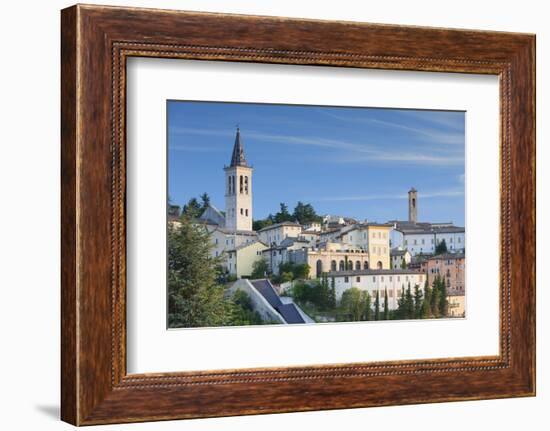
[226,240,269,278]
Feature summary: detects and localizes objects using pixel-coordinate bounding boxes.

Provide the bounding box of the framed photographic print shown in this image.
[61,4,535,425]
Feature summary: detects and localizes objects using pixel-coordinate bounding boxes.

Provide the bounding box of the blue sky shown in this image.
[167,101,465,226]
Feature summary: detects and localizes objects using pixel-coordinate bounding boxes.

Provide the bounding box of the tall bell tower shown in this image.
[224,128,253,231]
[408,187,418,224]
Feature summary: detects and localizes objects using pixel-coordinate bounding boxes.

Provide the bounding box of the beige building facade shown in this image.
[226,240,269,278]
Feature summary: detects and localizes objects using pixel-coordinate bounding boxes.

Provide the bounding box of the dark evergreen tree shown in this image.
[292,201,322,224]
[168,216,230,328]
[374,290,381,321]
[364,291,372,321]
[421,279,432,318]
[435,239,448,255]
[414,284,423,318]
[439,277,449,317]
[274,203,293,223]
[181,197,203,219]
[329,276,337,309]
[395,285,406,320]
[200,192,211,209]
[405,283,414,319]
[383,288,389,320]
[431,277,441,318]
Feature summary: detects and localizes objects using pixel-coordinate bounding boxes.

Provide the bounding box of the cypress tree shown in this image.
[374,290,380,321]
[422,279,432,319]
[396,285,406,320]
[329,276,337,309]
[405,283,414,319]
[383,288,389,320]
[364,291,372,321]
[439,277,449,317]
[431,277,440,318]
[413,284,423,318]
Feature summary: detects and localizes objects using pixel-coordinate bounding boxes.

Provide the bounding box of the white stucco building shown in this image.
[329,269,427,310]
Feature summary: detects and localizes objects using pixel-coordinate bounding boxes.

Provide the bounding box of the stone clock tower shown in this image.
[224,128,253,231]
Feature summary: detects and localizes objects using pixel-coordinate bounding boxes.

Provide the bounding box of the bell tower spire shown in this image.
[230,127,248,167]
[224,127,253,231]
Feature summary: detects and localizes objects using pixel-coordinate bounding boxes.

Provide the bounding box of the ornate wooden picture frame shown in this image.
[61,4,535,425]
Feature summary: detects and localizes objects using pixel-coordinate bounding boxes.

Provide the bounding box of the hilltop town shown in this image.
[168,128,466,325]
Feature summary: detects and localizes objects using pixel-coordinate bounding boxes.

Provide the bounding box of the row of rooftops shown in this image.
[328,268,425,277]
[390,220,465,235]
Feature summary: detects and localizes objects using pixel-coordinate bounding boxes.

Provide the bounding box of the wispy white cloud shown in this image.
[170,126,464,165]
[318,110,464,145]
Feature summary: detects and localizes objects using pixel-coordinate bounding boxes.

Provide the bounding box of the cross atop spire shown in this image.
[229,127,248,167]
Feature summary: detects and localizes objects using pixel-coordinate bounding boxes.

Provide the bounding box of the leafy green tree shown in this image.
[383,288,390,320]
[278,262,310,280]
[374,290,381,321]
[280,271,294,283]
[230,290,264,325]
[251,257,269,279]
[414,284,423,318]
[293,263,310,280]
[340,288,364,321]
[400,259,407,269]
[435,239,448,255]
[168,216,229,328]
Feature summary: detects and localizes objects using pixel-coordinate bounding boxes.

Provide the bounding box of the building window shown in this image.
[344,276,349,283]
[458,237,461,243]
[373,276,376,282]
[239,175,243,193]
[405,240,408,245]
[356,276,361,282]
[244,176,249,194]
[364,261,369,270]
[240,208,243,215]
[422,239,425,244]
[414,239,417,245]
[339,260,345,271]
[245,209,248,216]
[355,261,361,270]
[331,260,337,271]
[389,276,392,282]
